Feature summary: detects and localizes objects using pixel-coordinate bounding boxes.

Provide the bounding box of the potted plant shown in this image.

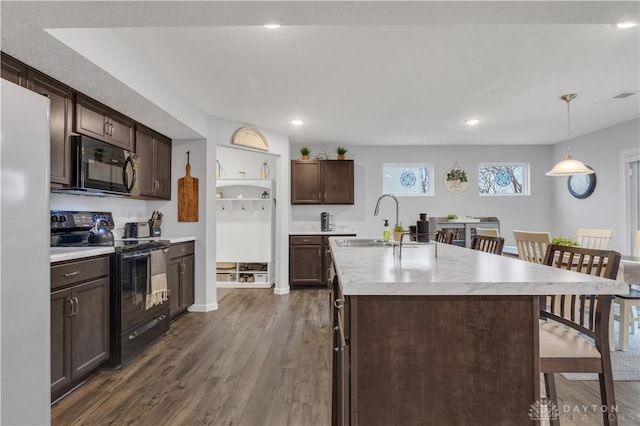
[336,147,348,160]
[447,214,458,221]
[393,224,405,242]
[300,147,310,160]
[552,236,580,247]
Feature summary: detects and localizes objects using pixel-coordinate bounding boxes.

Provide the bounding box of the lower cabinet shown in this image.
[51,255,110,402]
[289,234,355,287]
[168,241,195,320]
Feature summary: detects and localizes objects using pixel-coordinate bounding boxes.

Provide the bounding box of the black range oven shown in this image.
[51,210,170,368]
[110,240,170,367]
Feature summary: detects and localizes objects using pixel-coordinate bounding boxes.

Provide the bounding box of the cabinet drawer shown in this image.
[169,241,194,258]
[51,256,109,289]
[290,235,322,245]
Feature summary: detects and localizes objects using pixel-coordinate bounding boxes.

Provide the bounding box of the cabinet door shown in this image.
[290,244,324,285]
[181,254,195,309]
[108,111,135,151]
[291,160,322,204]
[168,257,182,318]
[75,94,109,142]
[153,134,172,200]
[136,127,156,197]
[51,288,72,394]
[70,277,110,378]
[1,53,28,87]
[27,70,74,185]
[323,160,354,204]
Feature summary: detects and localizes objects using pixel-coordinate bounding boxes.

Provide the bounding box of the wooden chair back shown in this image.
[435,230,454,244]
[577,228,612,250]
[475,228,499,237]
[541,244,621,343]
[513,230,551,264]
[470,235,504,255]
[634,229,640,257]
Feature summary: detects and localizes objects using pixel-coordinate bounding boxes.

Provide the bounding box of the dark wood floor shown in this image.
[52,289,640,426]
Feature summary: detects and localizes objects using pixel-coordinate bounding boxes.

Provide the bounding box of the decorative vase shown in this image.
[393,231,404,242]
[337,154,345,160]
[301,154,309,160]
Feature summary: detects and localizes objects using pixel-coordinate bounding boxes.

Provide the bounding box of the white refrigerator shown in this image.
[1,79,51,424]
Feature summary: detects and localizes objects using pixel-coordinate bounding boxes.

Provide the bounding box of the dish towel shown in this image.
[146,249,169,310]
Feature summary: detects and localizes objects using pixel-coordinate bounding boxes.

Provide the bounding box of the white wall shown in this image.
[291,145,553,247]
[549,118,640,254]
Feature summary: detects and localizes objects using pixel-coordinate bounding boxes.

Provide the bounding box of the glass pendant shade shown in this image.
[545,155,595,176]
[545,93,594,176]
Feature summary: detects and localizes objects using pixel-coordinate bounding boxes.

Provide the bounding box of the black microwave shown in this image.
[62,135,140,196]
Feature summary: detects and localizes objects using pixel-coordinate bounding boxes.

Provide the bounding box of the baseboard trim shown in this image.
[188,302,218,312]
[273,286,290,295]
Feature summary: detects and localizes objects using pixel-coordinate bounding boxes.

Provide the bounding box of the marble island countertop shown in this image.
[50,236,196,263]
[329,237,629,296]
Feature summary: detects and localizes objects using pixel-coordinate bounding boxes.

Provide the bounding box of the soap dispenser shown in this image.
[383,219,390,242]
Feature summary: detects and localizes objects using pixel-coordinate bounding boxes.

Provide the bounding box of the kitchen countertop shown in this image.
[50,236,197,263]
[329,237,629,296]
[289,222,356,235]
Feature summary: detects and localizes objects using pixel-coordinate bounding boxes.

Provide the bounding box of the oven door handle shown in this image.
[121,251,151,260]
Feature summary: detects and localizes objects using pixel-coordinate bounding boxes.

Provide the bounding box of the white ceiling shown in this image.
[1,1,639,146]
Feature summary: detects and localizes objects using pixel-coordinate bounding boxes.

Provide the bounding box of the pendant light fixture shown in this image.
[545,94,595,176]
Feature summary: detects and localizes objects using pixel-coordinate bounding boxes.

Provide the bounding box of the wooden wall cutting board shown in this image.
[178,152,198,222]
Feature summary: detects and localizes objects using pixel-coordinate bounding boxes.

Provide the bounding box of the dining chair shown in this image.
[475,227,500,237]
[469,234,504,255]
[512,230,552,264]
[540,244,621,426]
[577,228,612,250]
[435,230,454,244]
[634,230,640,257]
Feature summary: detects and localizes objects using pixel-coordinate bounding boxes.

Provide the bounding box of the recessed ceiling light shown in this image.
[617,22,638,29]
[264,24,281,29]
[465,119,480,126]
[291,119,304,126]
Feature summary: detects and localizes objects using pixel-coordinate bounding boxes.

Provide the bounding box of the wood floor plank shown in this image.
[52,288,639,426]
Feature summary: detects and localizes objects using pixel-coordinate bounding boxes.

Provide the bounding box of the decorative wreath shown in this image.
[446,165,468,183]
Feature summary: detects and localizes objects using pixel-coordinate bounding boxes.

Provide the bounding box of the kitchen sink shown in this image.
[334,238,420,248]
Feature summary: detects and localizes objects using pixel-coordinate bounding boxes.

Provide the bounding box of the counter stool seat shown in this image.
[613,288,640,352]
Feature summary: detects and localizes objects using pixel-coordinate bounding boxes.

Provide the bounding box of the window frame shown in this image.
[478,162,531,196]
[382,162,435,197]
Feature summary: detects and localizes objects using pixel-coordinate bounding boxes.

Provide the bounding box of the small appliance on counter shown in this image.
[124,222,150,239]
[321,212,334,232]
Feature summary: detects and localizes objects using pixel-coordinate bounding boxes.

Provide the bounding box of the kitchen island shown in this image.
[329,238,628,426]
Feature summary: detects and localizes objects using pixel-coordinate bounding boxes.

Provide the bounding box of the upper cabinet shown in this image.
[1,52,28,87]
[291,160,354,205]
[26,70,74,186]
[75,93,135,151]
[136,125,172,200]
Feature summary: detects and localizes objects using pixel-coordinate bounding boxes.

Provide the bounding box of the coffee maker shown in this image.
[321,212,334,232]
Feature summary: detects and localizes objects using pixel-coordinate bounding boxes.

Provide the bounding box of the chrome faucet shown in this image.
[373,193,400,227]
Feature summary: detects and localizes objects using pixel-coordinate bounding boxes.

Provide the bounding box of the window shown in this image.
[383,163,434,196]
[478,163,530,196]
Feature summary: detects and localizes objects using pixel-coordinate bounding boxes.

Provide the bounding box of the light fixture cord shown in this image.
[566,97,572,153]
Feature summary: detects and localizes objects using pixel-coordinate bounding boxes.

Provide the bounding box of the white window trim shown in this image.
[478,162,531,196]
[383,162,435,197]
[621,148,640,255]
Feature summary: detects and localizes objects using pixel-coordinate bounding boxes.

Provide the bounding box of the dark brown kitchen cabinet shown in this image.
[137,124,172,200]
[1,52,28,87]
[331,275,350,426]
[27,70,74,186]
[75,93,135,151]
[291,160,354,205]
[290,235,325,286]
[168,241,195,320]
[289,234,355,287]
[51,255,110,402]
